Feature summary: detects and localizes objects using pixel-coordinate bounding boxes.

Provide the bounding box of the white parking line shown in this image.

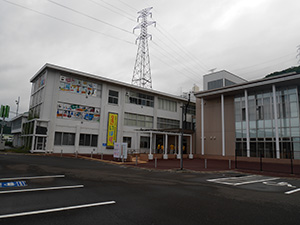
[207,175,279,186]
[0,185,84,194]
[234,177,279,186]
[0,201,116,219]
[0,175,65,181]
[285,188,300,195]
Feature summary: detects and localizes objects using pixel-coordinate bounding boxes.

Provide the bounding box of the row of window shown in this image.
[53,132,149,149]
[54,132,98,147]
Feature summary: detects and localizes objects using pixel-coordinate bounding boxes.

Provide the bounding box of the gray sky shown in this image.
[1,0,300,117]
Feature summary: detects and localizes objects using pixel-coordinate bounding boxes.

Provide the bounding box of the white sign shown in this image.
[113,143,127,160]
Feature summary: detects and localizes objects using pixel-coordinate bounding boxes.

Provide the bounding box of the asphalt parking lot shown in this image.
[0,153,300,225]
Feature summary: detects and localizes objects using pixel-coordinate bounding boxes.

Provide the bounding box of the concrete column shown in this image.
[221,94,225,156]
[163,133,168,159]
[148,132,153,160]
[272,85,280,159]
[244,90,250,157]
[189,135,193,159]
[75,125,80,154]
[177,134,181,159]
[201,98,204,155]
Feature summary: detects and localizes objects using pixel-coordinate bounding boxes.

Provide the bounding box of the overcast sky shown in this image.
[1,0,300,117]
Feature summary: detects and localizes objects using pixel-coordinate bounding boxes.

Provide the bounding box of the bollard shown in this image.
[91,151,93,158]
[205,159,207,169]
[229,159,231,169]
[135,156,138,166]
[155,157,157,168]
[75,151,78,158]
[61,149,63,157]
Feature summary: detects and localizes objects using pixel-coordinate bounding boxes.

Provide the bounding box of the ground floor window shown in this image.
[54,132,75,145]
[79,134,98,147]
[123,137,132,148]
[140,136,150,148]
[236,137,300,159]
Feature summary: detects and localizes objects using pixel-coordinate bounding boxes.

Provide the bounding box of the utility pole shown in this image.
[180,93,191,170]
[132,7,156,89]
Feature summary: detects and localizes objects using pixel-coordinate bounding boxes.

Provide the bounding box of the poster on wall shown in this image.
[107,112,118,147]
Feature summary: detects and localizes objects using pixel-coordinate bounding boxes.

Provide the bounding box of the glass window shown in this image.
[108,90,119,105]
[157,117,180,129]
[126,91,154,107]
[62,133,75,145]
[54,132,62,145]
[124,113,153,128]
[140,136,150,148]
[158,98,177,112]
[91,135,98,147]
[123,137,132,148]
[80,134,98,147]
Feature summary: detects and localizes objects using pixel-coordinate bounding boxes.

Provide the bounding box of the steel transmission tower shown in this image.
[132,7,156,89]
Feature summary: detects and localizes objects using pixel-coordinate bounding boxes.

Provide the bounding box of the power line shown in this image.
[151,42,202,84]
[155,26,210,72]
[116,0,138,12]
[96,0,137,20]
[2,0,134,45]
[87,0,136,22]
[152,41,202,81]
[48,0,132,34]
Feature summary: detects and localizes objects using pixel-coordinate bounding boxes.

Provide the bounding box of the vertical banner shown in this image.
[107,112,118,147]
[0,105,9,118]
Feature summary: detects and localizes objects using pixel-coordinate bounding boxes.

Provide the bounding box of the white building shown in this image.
[203,70,247,91]
[11,112,28,147]
[22,64,195,159]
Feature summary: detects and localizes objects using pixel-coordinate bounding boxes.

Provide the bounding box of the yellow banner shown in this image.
[107,113,118,147]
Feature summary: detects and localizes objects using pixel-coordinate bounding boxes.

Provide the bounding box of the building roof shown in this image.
[31,63,195,103]
[195,71,300,99]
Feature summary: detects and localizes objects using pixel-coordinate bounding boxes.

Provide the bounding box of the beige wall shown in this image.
[196,95,236,156]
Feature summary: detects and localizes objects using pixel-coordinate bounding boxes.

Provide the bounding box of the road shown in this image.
[0,153,299,225]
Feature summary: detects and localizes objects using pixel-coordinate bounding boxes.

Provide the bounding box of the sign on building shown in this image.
[107,112,118,147]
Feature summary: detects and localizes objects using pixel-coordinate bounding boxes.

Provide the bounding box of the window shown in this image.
[54,132,75,145]
[124,113,153,128]
[79,134,98,147]
[158,98,177,112]
[108,90,119,104]
[157,117,180,129]
[126,91,154,107]
[186,104,196,115]
[140,136,150,148]
[123,137,132,148]
[207,79,223,90]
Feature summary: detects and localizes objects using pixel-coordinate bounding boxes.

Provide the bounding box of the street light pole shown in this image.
[15,96,20,117]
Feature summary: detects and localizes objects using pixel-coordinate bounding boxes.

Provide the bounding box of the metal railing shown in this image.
[235,149,300,175]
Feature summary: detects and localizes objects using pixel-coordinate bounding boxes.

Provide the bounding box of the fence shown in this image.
[235,149,300,175]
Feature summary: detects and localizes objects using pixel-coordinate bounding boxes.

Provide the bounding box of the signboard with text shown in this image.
[107,112,118,147]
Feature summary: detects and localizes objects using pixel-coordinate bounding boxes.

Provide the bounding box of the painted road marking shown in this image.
[0,181,27,188]
[263,181,296,188]
[0,185,84,194]
[0,175,65,181]
[285,188,300,195]
[0,201,116,219]
[207,175,279,186]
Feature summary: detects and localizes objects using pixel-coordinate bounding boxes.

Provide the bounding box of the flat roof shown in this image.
[31,63,195,103]
[195,71,300,98]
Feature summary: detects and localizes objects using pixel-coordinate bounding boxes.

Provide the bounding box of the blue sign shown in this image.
[0,181,27,188]
[102,143,107,147]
